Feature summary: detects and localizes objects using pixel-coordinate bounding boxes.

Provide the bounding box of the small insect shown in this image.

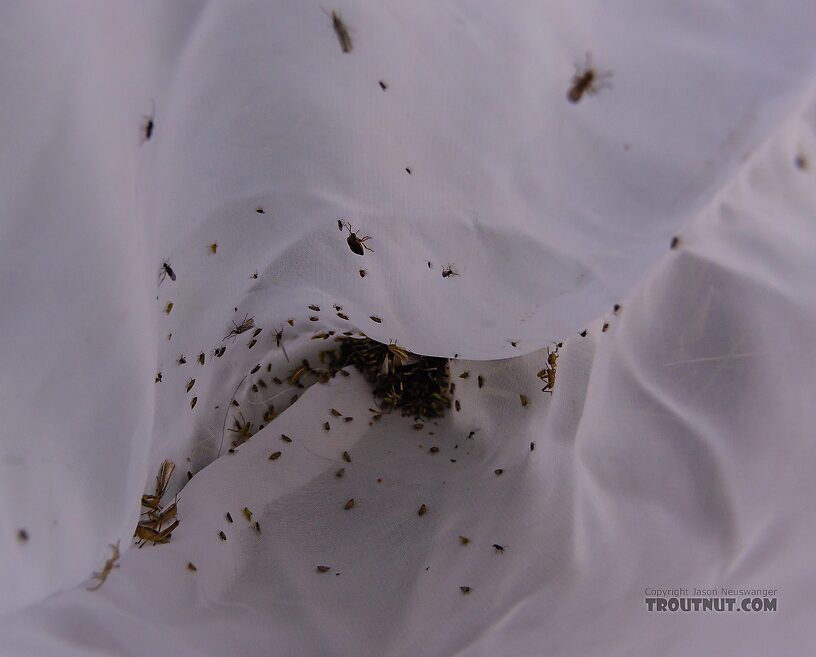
[330,408,343,417]
[794,152,809,170]
[567,54,612,103]
[155,371,162,383]
[197,353,205,365]
[252,328,262,338]
[224,314,255,342]
[428,446,439,453]
[460,586,472,594]
[602,323,609,332]
[226,512,233,523]
[344,416,353,422]
[335,468,345,478]
[287,318,294,326]
[359,269,367,277]
[274,326,290,362]
[455,400,461,412]
[477,375,484,388]
[342,451,351,463]
[344,498,355,510]
[253,521,261,534]
[519,395,529,407]
[164,302,173,314]
[219,531,227,541]
[405,167,412,175]
[142,102,155,142]
[342,222,373,255]
[492,544,505,553]
[579,329,587,337]
[530,442,536,451]
[670,236,681,250]
[214,345,226,358]
[248,339,257,349]
[329,10,353,53]
[208,242,218,254]
[250,364,261,374]
[186,378,195,393]
[187,471,193,480]
[269,451,281,460]
[379,80,388,90]
[337,312,349,320]
[442,263,459,278]
[250,270,259,279]
[87,542,121,591]
[281,434,292,443]
[323,421,331,431]
[613,304,622,315]
[159,261,176,285]
[309,305,321,312]
[459,372,469,379]
[369,315,382,323]
[187,562,197,572]
[316,565,331,573]
[458,536,471,545]
[506,339,519,348]
[418,503,428,516]
[17,529,29,543]
[467,430,477,439]
[256,207,265,214]
[338,219,344,230]
[228,413,255,446]
[309,316,319,322]
[190,396,198,409]
[243,507,253,522]
[494,468,504,476]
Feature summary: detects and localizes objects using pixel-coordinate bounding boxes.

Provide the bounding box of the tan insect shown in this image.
[316,565,331,573]
[164,302,173,314]
[208,242,218,254]
[519,395,529,407]
[458,535,471,545]
[418,503,428,516]
[187,562,197,572]
[344,498,355,510]
[536,345,559,394]
[228,413,255,446]
[243,507,253,522]
[567,54,612,103]
[269,451,281,460]
[87,542,121,591]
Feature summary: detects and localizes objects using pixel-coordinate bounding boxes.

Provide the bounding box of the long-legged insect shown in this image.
[342,221,373,255]
[567,53,612,103]
[223,314,255,342]
[536,345,559,394]
[274,326,290,362]
[87,542,121,591]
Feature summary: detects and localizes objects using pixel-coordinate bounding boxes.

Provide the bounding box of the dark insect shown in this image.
[369,315,382,323]
[579,329,587,337]
[359,269,368,277]
[250,270,259,279]
[253,328,262,338]
[198,353,205,365]
[338,219,344,230]
[342,451,351,463]
[460,586,472,594]
[159,261,176,285]
[613,304,622,315]
[316,565,331,573]
[281,434,292,443]
[428,446,439,453]
[190,396,198,409]
[254,521,261,534]
[342,222,373,255]
[251,364,261,374]
[337,312,349,320]
[442,263,459,278]
[506,339,519,348]
[670,236,681,250]
[274,326,290,362]
[309,316,319,322]
[379,80,388,90]
[224,314,255,342]
[458,535,470,545]
[477,375,484,388]
[329,10,353,53]
[494,468,504,476]
[455,400,461,412]
[418,503,428,516]
[794,152,809,170]
[155,371,162,383]
[602,323,609,332]
[269,451,281,460]
[186,378,195,393]
[187,562,197,571]
[243,507,253,522]
[226,512,233,523]
[142,102,155,142]
[492,544,505,553]
[530,442,535,451]
[405,167,412,175]
[330,408,343,417]
[309,305,321,312]
[187,471,193,480]
[17,529,29,543]
[256,207,265,214]
[323,421,331,431]
[335,468,345,478]
[459,372,469,379]
[567,54,612,103]
[344,498,355,510]
[219,531,227,541]
[248,339,257,349]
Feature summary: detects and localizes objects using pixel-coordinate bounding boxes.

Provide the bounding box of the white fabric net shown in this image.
[1,2,815,655]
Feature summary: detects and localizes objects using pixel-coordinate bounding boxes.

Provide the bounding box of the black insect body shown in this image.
[342,222,373,255]
[567,54,612,103]
[159,261,176,285]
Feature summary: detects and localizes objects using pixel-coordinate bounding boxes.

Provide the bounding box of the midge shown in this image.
[341,221,373,256]
[567,53,612,103]
[159,260,176,285]
[327,9,353,53]
[223,314,255,341]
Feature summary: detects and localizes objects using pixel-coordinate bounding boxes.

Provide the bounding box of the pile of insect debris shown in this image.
[328,335,451,419]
